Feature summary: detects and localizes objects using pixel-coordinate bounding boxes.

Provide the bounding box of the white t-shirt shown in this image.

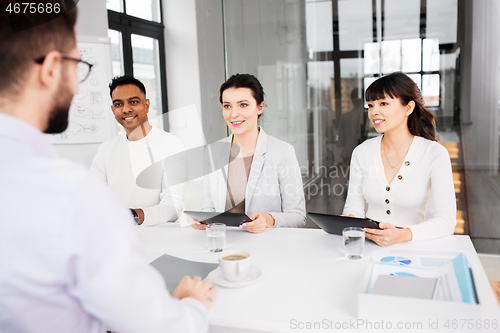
[343,135,457,241]
[91,127,186,225]
[0,114,207,333]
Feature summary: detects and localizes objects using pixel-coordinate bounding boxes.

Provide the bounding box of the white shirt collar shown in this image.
[0,113,56,158]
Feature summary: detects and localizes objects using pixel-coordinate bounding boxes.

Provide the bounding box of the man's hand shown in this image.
[189,217,207,230]
[172,276,217,309]
[364,222,412,247]
[241,212,274,233]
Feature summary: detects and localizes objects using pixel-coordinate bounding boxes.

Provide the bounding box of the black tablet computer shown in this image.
[307,212,381,235]
[184,211,252,227]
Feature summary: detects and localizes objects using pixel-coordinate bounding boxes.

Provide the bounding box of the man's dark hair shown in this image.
[0,1,78,98]
[109,75,147,98]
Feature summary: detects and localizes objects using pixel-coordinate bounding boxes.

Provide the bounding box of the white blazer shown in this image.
[202,128,306,228]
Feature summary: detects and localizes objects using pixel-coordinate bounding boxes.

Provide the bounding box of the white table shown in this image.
[137,224,500,333]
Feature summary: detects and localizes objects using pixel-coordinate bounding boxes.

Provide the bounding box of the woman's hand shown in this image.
[364,222,413,246]
[241,212,275,233]
[189,217,207,230]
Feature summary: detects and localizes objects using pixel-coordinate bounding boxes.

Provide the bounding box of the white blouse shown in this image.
[343,135,457,241]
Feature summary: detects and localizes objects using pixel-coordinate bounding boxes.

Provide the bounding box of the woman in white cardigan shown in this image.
[192,74,306,233]
[343,72,456,246]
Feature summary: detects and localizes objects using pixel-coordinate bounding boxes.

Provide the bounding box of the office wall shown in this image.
[75,0,108,37]
[55,0,109,168]
[163,0,226,144]
[163,0,202,129]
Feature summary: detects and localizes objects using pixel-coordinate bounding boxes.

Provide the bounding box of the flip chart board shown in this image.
[49,36,116,144]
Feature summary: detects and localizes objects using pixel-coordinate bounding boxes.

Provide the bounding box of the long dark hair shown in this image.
[365,72,437,141]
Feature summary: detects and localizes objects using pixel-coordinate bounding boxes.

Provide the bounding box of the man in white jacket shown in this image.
[0,2,215,333]
[91,75,186,226]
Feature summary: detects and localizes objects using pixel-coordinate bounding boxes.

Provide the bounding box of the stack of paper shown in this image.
[367,250,478,304]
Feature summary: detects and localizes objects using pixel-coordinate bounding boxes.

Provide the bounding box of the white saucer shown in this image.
[207,266,262,288]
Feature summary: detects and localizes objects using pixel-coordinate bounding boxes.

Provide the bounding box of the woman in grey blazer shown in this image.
[193,74,306,233]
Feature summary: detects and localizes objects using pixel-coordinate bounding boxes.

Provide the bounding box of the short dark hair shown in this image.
[109,75,147,98]
[0,1,77,98]
[220,74,265,117]
[365,72,437,142]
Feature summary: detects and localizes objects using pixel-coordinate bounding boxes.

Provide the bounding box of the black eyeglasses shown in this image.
[35,53,94,83]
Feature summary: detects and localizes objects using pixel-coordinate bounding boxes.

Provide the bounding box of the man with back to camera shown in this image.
[0,2,216,333]
[91,75,185,226]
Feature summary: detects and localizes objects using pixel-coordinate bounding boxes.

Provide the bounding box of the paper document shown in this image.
[367,250,477,304]
[150,254,218,293]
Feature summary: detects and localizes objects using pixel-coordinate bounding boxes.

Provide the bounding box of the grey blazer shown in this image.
[202,128,306,228]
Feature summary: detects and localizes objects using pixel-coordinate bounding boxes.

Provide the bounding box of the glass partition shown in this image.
[426,0,457,44]
[223,0,313,182]
[219,0,500,252]
[306,0,333,53]
[338,0,372,51]
[383,0,420,40]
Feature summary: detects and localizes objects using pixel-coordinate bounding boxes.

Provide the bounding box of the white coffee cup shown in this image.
[218,251,251,282]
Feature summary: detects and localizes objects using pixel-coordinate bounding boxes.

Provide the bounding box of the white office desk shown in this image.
[137,224,500,333]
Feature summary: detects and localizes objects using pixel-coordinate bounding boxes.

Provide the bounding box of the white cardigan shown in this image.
[343,135,457,241]
[202,128,306,228]
[91,127,185,225]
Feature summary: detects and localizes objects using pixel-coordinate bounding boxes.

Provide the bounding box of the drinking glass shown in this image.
[343,227,365,259]
[206,223,226,252]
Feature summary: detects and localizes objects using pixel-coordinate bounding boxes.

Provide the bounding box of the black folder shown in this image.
[184,211,252,227]
[307,212,381,235]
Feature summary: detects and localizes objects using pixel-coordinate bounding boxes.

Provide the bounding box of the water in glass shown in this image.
[343,227,365,259]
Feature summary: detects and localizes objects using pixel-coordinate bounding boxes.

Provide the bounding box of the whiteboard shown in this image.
[49,36,116,144]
